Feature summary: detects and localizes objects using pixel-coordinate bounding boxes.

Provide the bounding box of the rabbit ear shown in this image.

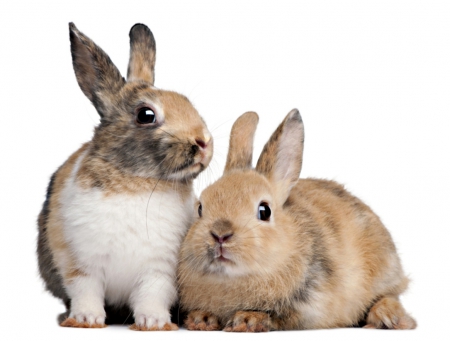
[224,112,259,173]
[127,24,156,84]
[256,109,304,203]
[69,23,125,118]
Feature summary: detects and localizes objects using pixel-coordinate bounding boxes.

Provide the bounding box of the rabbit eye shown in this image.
[136,107,156,124]
[198,203,203,217]
[258,202,271,221]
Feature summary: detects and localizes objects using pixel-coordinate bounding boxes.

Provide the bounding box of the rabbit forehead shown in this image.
[201,170,275,213]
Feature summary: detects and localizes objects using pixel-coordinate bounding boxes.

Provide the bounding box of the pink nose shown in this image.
[195,138,207,149]
[211,232,233,244]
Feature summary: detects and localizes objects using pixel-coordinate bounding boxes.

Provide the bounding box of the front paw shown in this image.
[224,311,271,332]
[60,311,106,328]
[130,310,178,331]
[185,311,220,331]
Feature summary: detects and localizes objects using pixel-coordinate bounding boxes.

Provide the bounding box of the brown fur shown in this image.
[365,296,417,329]
[178,110,415,331]
[223,311,271,332]
[38,23,212,328]
[60,317,106,328]
[45,144,90,285]
[129,322,179,331]
[69,23,125,117]
[185,311,220,331]
[76,145,192,199]
[127,24,156,84]
[65,268,88,281]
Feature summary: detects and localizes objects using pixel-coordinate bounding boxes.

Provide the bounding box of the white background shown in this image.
[1,1,449,340]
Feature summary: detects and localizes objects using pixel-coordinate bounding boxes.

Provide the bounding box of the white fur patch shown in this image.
[59,153,194,324]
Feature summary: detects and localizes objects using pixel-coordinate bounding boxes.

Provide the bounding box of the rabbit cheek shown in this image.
[96,123,161,178]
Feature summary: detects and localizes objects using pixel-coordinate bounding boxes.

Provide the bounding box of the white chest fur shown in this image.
[59,156,195,307]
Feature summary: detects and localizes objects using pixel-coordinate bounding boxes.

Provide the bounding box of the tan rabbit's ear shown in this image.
[127,24,156,84]
[69,23,125,118]
[256,109,304,204]
[224,112,259,173]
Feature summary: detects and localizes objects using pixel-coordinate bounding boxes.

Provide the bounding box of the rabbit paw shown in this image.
[185,311,220,331]
[60,313,106,328]
[365,297,417,330]
[130,311,178,331]
[224,311,271,332]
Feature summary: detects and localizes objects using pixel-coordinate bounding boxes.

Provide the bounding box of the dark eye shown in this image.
[258,202,271,221]
[136,107,156,124]
[198,203,202,217]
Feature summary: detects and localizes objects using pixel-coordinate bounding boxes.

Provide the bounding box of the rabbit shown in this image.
[177,109,416,331]
[37,22,213,331]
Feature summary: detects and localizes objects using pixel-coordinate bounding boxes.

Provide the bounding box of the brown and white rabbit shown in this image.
[178,110,416,331]
[37,23,213,330]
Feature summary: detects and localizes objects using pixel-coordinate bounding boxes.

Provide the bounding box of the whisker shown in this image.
[210,118,234,134]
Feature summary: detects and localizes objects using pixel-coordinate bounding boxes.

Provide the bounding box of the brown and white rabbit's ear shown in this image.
[224,111,259,173]
[69,22,125,118]
[256,109,304,204]
[127,23,156,84]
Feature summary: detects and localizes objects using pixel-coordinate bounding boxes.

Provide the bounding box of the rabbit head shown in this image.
[69,23,212,180]
[180,109,304,277]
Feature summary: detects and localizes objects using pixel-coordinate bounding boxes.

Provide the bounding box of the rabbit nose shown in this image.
[195,138,207,149]
[211,232,233,244]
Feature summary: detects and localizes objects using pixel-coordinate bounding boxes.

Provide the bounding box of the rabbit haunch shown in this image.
[178,110,415,331]
[37,23,212,331]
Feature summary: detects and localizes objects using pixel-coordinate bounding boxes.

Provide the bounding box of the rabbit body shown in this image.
[37,23,212,330]
[178,111,415,331]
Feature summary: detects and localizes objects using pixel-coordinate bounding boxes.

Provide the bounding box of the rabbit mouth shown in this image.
[176,160,201,172]
[216,255,231,262]
[213,246,232,263]
[168,161,205,180]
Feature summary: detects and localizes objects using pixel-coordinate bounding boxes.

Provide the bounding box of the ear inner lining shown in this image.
[255,109,304,203]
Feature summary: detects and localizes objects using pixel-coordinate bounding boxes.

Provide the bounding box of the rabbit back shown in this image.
[282,178,408,328]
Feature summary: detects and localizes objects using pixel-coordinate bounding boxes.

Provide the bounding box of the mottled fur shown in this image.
[37,23,212,330]
[127,24,156,84]
[178,110,415,331]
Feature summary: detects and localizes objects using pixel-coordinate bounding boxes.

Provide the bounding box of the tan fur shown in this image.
[60,317,106,328]
[178,110,415,331]
[256,109,304,204]
[46,144,90,284]
[65,268,88,281]
[129,322,178,331]
[157,90,211,147]
[185,311,220,331]
[224,111,258,172]
[76,148,192,200]
[365,296,417,329]
[223,311,271,332]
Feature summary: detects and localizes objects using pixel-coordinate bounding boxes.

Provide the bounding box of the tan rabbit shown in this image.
[37,23,213,330]
[177,110,416,331]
